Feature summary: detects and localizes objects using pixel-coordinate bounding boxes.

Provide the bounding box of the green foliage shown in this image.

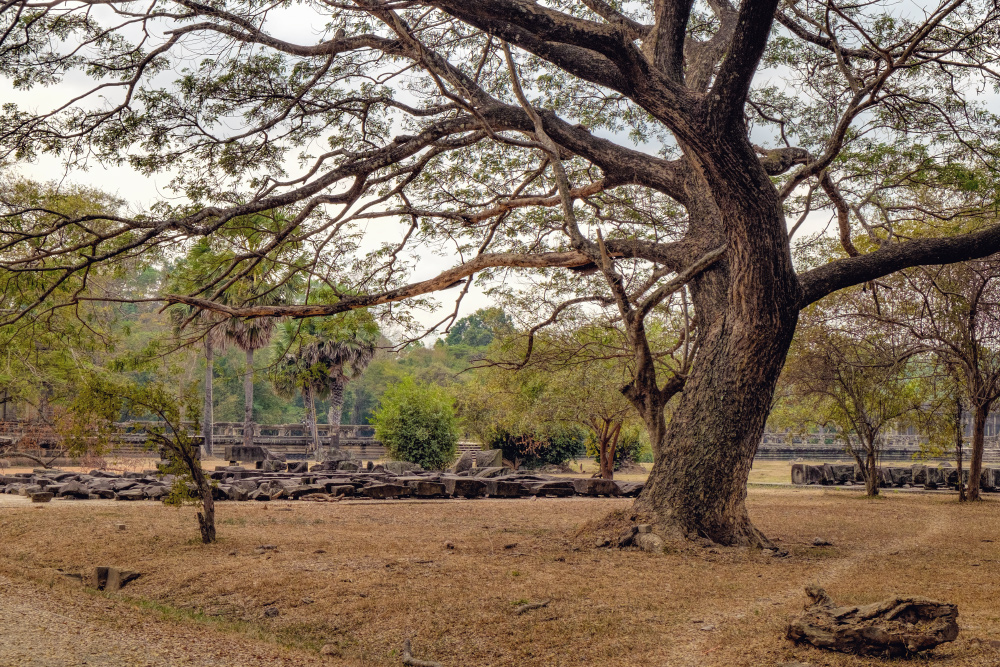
[371,377,458,470]
[444,308,511,348]
[483,425,585,469]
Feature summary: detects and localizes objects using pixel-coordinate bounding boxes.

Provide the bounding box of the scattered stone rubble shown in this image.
[0,449,644,503]
[791,462,1000,491]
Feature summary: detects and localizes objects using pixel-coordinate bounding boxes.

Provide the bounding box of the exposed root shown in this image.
[514,600,550,615]
[402,639,443,667]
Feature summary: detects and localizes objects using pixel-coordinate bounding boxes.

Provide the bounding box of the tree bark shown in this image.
[202,339,214,458]
[968,401,990,501]
[243,347,254,448]
[305,383,320,452]
[955,396,965,502]
[634,308,797,546]
[629,138,801,547]
[864,440,879,498]
[327,380,344,451]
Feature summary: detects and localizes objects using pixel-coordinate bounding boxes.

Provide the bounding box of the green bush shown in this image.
[484,426,585,469]
[371,377,458,469]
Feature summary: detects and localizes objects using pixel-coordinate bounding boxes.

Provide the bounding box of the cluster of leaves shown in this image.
[371,376,458,470]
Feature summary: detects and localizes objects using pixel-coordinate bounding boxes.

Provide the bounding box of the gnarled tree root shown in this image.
[786,586,959,657]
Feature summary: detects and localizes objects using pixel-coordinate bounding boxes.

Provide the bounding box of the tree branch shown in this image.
[798,223,1000,307]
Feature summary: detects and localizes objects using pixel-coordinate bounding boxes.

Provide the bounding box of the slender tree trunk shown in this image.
[305,383,319,451]
[968,401,989,501]
[955,396,966,502]
[864,438,879,498]
[203,339,214,458]
[327,380,344,451]
[189,449,216,544]
[243,347,254,448]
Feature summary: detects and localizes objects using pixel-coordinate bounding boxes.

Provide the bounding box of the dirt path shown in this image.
[0,575,336,667]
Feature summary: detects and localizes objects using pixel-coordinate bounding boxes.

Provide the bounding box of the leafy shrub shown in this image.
[371,377,457,469]
[484,426,585,469]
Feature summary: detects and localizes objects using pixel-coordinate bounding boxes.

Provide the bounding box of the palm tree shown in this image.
[270,322,323,451]
[166,240,230,457]
[269,304,379,455]
[313,333,377,451]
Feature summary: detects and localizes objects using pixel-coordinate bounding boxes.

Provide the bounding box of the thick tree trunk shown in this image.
[626,133,800,547]
[305,383,320,451]
[243,348,254,448]
[327,380,344,451]
[968,402,989,501]
[633,309,798,546]
[202,340,214,458]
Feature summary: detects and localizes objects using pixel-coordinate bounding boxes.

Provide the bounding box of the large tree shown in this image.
[2,0,1000,545]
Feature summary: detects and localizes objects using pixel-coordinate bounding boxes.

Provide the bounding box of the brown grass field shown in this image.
[1,484,999,666]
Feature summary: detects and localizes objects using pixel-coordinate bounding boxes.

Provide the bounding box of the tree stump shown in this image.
[786,586,958,657]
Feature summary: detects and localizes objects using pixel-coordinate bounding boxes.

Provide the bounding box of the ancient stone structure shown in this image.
[0,463,641,503]
[790,463,1000,492]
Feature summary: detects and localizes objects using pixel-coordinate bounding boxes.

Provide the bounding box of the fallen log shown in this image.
[786,586,959,657]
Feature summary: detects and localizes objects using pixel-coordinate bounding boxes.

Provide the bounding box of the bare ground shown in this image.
[0,489,998,666]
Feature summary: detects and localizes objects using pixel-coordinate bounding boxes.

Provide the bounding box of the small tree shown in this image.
[73,376,216,543]
[372,377,457,470]
[783,299,925,497]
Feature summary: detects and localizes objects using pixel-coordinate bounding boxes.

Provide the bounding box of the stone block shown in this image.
[442,477,486,498]
[286,461,309,474]
[475,449,503,468]
[104,568,140,592]
[452,450,475,474]
[407,480,447,498]
[924,467,946,489]
[29,491,53,503]
[58,481,91,499]
[326,484,355,497]
[526,480,576,497]
[362,483,412,499]
[614,481,645,497]
[572,478,622,497]
[912,464,928,485]
[115,489,145,501]
[482,479,526,498]
[289,484,325,499]
[473,466,509,478]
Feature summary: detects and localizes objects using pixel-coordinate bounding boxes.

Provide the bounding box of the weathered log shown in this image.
[786,586,958,657]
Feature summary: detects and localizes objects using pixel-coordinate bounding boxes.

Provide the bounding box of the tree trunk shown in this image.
[864,439,879,498]
[243,347,254,448]
[627,133,800,547]
[189,447,216,544]
[202,339,214,458]
[598,422,622,480]
[968,401,989,501]
[305,383,319,451]
[955,396,965,502]
[327,380,345,451]
[633,308,798,546]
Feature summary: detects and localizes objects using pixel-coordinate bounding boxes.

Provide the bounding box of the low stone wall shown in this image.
[791,462,1000,491]
[0,463,643,503]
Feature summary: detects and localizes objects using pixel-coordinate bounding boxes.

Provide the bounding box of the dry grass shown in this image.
[1,488,999,666]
